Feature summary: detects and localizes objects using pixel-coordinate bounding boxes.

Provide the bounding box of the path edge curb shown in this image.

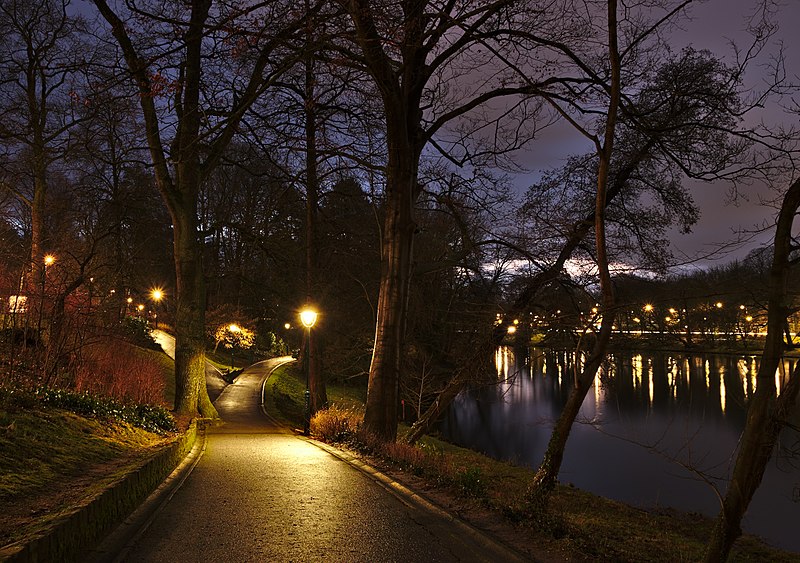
[306,437,535,562]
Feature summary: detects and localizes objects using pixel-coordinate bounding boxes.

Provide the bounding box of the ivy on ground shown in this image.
[0,385,176,434]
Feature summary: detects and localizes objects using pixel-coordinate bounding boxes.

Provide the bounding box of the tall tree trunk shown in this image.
[528,0,621,503]
[363,145,417,441]
[704,177,800,562]
[93,0,218,419]
[342,0,425,443]
[304,13,327,414]
[527,319,615,498]
[171,205,216,417]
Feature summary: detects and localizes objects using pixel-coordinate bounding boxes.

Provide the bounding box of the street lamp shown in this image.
[150,288,164,329]
[228,323,240,369]
[300,308,318,436]
[38,254,55,340]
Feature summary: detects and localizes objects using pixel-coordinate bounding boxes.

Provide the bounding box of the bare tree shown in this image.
[90,0,311,417]
[0,0,91,291]
[336,0,573,441]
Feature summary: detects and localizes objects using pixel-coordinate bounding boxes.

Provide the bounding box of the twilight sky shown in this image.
[513,0,800,271]
[669,0,800,268]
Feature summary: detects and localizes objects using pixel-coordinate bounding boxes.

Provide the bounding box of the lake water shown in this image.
[440,347,800,551]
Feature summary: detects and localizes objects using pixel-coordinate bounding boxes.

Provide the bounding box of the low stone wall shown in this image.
[1,421,198,563]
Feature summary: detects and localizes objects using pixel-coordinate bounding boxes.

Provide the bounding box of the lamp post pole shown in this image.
[300,308,317,436]
[150,288,163,329]
[38,255,55,338]
[228,323,240,369]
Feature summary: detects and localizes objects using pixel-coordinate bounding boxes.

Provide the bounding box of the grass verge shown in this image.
[264,363,797,562]
[0,341,179,548]
[0,406,174,546]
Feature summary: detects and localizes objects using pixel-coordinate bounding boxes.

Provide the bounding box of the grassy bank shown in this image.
[264,363,796,562]
[0,402,175,547]
[0,343,178,548]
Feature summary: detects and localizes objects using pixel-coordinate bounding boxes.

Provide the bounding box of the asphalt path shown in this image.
[93,337,530,562]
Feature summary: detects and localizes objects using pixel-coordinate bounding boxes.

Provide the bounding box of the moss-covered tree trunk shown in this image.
[171,199,216,417]
[93,0,219,419]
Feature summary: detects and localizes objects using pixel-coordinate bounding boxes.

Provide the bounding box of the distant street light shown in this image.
[228,323,240,369]
[300,308,318,436]
[38,254,56,341]
[150,288,164,329]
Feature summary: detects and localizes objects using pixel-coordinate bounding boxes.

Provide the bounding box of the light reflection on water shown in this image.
[441,347,800,551]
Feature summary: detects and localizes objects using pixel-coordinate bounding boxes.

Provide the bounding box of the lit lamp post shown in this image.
[300,308,318,436]
[38,254,55,337]
[150,288,164,329]
[228,323,240,369]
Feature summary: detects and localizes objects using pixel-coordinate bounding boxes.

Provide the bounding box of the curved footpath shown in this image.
[3,339,535,562]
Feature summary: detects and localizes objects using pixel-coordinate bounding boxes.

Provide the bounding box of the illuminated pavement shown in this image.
[98,353,528,562]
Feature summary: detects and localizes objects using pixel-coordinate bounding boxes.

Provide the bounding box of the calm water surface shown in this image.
[441,347,800,551]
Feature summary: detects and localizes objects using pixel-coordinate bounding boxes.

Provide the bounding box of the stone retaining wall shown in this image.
[1,421,197,563]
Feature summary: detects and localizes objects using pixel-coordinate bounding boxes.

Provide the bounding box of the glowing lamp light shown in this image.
[507,325,517,334]
[151,288,164,301]
[228,323,240,333]
[300,309,318,328]
[43,254,55,266]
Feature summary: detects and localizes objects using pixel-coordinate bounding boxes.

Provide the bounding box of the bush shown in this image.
[381,439,435,476]
[120,316,159,349]
[73,340,166,405]
[35,387,176,434]
[346,429,488,499]
[453,466,487,498]
[310,405,362,442]
[0,384,176,434]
